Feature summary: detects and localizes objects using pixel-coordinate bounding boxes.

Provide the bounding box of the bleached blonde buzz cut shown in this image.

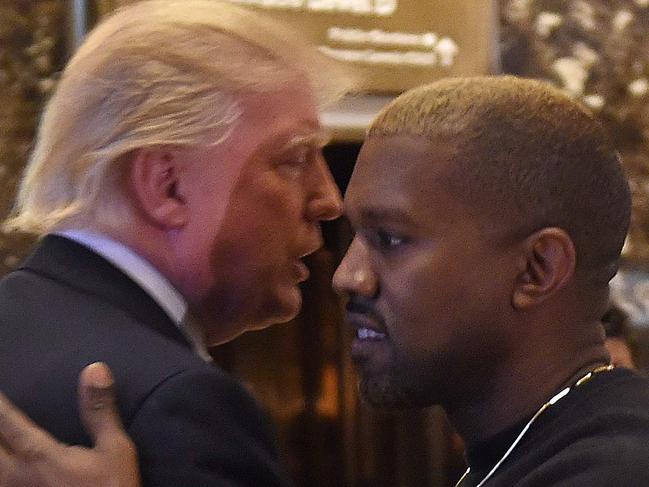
[367,76,631,284]
[7,0,356,235]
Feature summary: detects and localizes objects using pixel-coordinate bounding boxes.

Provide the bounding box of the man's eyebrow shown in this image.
[357,206,415,225]
[278,130,332,152]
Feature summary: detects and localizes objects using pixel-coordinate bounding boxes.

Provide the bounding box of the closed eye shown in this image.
[276,147,311,178]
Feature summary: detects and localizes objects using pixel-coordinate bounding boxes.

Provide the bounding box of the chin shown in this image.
[359,369,437,410]
[280,284,303,317]
[359,376,405,409]
[252,287,303,329]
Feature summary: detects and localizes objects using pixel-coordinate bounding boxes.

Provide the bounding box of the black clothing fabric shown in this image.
[0,235,292,487]
[461,367,649,486]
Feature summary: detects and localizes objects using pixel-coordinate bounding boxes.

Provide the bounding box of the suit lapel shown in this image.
[21,234,193,350]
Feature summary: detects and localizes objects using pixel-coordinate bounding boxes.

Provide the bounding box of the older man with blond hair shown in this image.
[0,1,354,486]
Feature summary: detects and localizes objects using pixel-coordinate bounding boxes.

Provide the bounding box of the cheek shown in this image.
[380,256,470,350]
[380,256,451,318]
[207,211,297,294]
[214,196,290,261]
[244,187,305,244]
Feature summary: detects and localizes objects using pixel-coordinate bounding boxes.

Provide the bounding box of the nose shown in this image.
[306,154,343,222]
[333,236,378,298]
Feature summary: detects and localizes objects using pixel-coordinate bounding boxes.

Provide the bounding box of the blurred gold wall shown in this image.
[0,1,64,273]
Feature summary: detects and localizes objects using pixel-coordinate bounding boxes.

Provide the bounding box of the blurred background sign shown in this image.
[225,0,497,94]
[225,0,498,139]
[88,0,497,93]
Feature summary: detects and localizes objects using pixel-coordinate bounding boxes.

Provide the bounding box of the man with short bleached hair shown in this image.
[335,76,648,486]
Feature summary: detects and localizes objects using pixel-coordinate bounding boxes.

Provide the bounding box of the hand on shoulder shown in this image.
[0,363,140,487]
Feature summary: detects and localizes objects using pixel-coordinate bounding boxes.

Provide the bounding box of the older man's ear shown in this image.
[0,362,141,487]
[128,149,189,230]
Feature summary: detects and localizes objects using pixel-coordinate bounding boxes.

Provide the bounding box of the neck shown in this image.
[446,347,609,447]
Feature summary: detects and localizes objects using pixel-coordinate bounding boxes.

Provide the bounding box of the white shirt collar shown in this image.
[55,229,212,362]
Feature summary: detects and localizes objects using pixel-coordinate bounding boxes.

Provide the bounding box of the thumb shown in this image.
[78,362,128,451]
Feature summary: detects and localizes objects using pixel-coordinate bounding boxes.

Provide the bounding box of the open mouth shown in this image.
[350,322,390,368]
[346,299,388,341]
[356,327,387,340]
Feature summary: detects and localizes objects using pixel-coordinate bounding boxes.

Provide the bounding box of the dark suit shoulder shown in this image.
[0,267,205,443]
[130,367,291,487]
[0,243,292,486]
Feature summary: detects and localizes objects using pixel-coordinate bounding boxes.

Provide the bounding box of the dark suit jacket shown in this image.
[0,235,292,487]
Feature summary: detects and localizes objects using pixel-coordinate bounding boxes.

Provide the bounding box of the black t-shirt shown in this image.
[460,368,649,486]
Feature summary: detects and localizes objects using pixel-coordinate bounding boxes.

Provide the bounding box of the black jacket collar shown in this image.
[21,234,193,350]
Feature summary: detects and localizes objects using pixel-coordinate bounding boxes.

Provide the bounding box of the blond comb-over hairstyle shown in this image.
[7,0,355,235]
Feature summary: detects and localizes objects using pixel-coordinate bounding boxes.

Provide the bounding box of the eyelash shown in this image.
[374,229,408,251]
[287,154,308,167]
[277,148,315,177]
[277,154,308,178]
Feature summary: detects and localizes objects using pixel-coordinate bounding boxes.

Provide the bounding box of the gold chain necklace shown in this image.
[454,364,614,487]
